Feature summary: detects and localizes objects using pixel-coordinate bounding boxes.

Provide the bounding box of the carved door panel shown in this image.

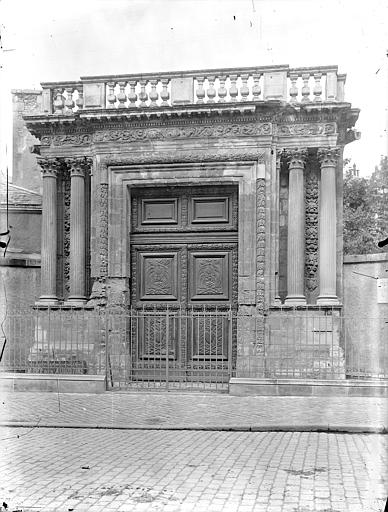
[130,185,238,383]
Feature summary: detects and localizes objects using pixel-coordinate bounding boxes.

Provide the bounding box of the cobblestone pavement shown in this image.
[0,427,387,512]
[0,392,387,432]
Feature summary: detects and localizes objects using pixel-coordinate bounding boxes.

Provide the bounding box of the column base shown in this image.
[35,296,59,306]
[284,295,306,306]
[317,295,340,305]
[273,297,282,306]
[64,296,87,307]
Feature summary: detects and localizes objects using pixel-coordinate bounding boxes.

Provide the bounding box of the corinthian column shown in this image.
[317,147,341,305]
[65,157,91,305]
[285,148,308,305]
[37,158,60,305]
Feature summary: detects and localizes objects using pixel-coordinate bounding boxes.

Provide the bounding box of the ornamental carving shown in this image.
[196,258,223,295]
[38,157,62,177]
[278,123,336,137]
[63,171,71,294]
[284,148,308,170]
[256,178,266,313]
[99,183,109,277]
[22,95,41,114]
[101,148,265,166]
[66,156,93,177]
[305,170,319,292]
[41,133,92,147]
[144,258,174,296]
[317,146,341,167]
[39,123,271,147]
[94,123,272,143]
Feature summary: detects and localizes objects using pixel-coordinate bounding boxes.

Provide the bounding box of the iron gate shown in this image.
[106,307,236,391]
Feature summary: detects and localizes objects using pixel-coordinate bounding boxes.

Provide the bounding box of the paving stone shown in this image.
[1,427,387,512]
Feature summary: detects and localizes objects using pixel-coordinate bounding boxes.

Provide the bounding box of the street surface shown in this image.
[1,392,387,432]
[1,427,387,512]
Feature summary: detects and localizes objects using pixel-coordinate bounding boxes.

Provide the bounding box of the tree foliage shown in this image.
[343,156,388,255]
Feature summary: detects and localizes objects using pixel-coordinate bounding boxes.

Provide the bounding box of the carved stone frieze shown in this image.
[101,148,265,166]
[41,133,92,147]
[305,170,319,292]
[94,123,272,143]
[277,123,336,137]
[39,122,271,147]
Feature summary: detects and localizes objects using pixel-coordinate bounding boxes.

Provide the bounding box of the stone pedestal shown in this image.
[285,149,307,305]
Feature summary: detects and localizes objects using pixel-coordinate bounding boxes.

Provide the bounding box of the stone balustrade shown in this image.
[39,65,346,115]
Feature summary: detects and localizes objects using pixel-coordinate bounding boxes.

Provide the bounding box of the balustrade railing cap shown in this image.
[41,80,83,88]
[79,64,291,82]
[288,65,339,74]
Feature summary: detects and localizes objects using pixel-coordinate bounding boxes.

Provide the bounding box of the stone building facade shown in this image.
[21,65,360,391]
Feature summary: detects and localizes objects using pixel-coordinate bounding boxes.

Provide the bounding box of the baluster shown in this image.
[196,76,205,104]
[53,88,65,114]
[149,79,159,108]
[289,72,299,104]
[301,73,311,103]
[107,81,117,107]
[128,80,138,108]
[117,81,127,108]
[138,80,148,107]
[64,87,75,114]
[252,73,261,101]
[160,78,170,106]
[313,72,322,102]
[229,74,238,102]
[206,76,216,103]
[75,87,84,110]
[240,73,249,101]
[217,75,227,103]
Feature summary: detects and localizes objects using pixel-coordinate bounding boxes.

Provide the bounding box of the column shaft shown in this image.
[38,160,59,304]
[66,158,90,304]
[285,149,307,305]
[317,148,340,304]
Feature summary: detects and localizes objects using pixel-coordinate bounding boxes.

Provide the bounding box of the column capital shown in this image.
[38,157,61,178]
[317,146,341,168]
[66,157,93,178]
[284,148,308,170]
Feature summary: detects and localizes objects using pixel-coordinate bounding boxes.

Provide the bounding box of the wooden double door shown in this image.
[130,185,238,383]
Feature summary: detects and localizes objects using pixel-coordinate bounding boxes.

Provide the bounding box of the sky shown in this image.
[1,0,388,178]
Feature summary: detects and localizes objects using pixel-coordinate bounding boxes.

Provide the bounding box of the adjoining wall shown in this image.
[343,253,388,378]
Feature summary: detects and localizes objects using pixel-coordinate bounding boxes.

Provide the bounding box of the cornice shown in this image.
[25,105,352,148]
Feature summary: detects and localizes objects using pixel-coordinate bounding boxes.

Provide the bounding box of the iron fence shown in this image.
[0,307,387,390]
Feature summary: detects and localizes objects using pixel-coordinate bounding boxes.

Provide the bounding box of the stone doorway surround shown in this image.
[98,158,264,305]
[89,154,267,378]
